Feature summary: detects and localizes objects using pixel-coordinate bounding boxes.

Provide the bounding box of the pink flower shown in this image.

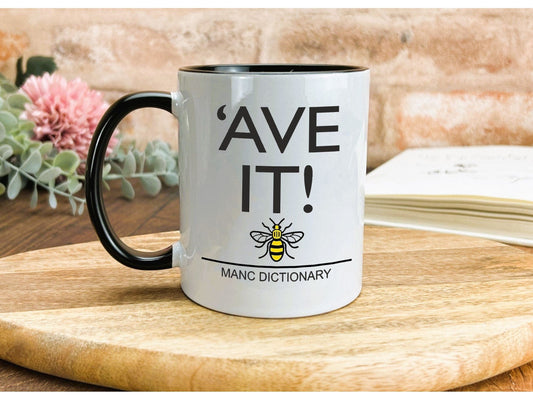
[20,73,118,160]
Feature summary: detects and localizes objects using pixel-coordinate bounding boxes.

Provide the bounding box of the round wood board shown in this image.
[1,226,533,391]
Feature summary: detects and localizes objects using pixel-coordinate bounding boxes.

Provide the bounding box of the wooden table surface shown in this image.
[1,181,533,391]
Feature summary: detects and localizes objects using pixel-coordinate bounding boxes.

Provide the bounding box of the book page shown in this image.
[365,204,533,246]
[365,146,533,203]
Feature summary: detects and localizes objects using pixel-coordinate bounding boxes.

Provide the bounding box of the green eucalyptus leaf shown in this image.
[0,81,18,93]
[7,108,22,118]
[77,201,85,215]
[152,149,167,158]
[0,144,13,160]
[53,150,80,175]
[67,176,82,194]
[165,156,177,172]
[102,163,112,177]
[155,157,166,172]
[147,154,166,173]
[140,175,161,196]
[14,132,28,144]
[145,141,155,156]
[20,174,27,188]
[48,190,57,209]
[39,141,54,157]
[0,182,5,196]
[109,160,122,174]
[26,141,41,153]
[7,172,22,199]
[0,110,18,132]
[7,93,30,110]
[0,121,5,141]
[122,151,136,176]
[55,181,69,192]
[163,172,179,186]
[4,136,24,155]
[154,140,170,152]
[20,149,42,174]
[121,178,135,200]
[30,184,38,208]
[0,161,10,177]
[18,120,35,133]
[38,166,62,183]
[69,197,77,215]
[133,149,145,172]
[114,147,126,163]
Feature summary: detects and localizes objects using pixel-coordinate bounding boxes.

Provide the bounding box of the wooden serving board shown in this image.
[1,226,533,391]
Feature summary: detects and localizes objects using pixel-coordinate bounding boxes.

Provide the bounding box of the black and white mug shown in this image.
[86,64,370,318]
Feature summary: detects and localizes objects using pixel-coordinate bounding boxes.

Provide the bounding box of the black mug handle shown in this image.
[86,91,174,270]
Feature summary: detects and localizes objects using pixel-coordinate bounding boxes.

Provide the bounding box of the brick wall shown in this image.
[1,8,532,168]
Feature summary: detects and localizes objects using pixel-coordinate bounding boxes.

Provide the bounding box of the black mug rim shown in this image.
[179,64,368,74]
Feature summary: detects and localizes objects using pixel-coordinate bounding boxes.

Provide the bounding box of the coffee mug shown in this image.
[86,64,369,318]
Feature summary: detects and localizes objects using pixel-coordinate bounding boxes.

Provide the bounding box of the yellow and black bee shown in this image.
[250,218,304,262]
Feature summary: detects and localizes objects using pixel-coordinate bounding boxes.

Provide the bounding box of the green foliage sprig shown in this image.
[0,73,179,215]
[105,138,179,201]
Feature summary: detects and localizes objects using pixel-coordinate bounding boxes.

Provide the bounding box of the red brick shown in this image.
[51,11,263,91]
[263,9,525,86]
[393,91,533,151]
[0,29,28,63]
[407,13,516,75]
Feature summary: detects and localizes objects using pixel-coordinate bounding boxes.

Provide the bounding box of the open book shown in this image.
[364,146,533,247]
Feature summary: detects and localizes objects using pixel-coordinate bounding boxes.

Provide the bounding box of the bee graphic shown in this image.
[250,218,304,262]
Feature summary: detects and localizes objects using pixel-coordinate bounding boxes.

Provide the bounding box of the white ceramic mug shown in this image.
[86,64,369,318]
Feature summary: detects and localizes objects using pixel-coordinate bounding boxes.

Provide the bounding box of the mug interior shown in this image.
[179,64,367,74]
